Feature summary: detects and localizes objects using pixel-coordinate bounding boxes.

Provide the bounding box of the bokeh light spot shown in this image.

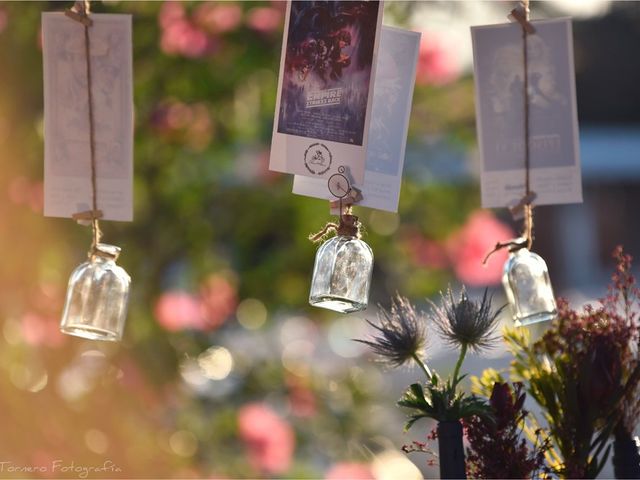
[372,450,422,480]
[327,316,368,358]
[197,346,233,380]
[85,429,109,454]
[236,298,267,330]
[369,210,400,236]
[169,430,198,457]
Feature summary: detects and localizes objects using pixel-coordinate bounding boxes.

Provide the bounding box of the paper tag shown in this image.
[471,17,582,208]
[269,1,384,184]
[293,26,420,213]
[42,13,133,222]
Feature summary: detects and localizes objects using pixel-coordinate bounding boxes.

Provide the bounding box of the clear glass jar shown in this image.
[309,232,374,314]
[60,243,131,341]
[502,247,557,326]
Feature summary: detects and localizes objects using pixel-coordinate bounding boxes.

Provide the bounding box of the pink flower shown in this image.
[286,374,317,418]
[325,462,374,480]
[200,274,237,330]
[161,19,216,58]
[21,312,65,347]
[154,291,207,331]
[8,177,44,212]
[446,210,515,286]
[238,403,295,475]
[158,1,185,29]
[246,7,282,34]
[416,33,459,86]
[402,230,448,269]
[195,3,242,34]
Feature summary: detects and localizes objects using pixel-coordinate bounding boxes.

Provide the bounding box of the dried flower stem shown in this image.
[412,353,432,380]
[452,343,468,383]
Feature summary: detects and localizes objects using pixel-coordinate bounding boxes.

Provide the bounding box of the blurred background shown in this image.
[0,1,638,478]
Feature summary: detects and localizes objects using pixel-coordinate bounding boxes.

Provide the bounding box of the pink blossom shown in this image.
[446,210,515,286]
[154,291,207,332]
[286,374,317,418]
[246,7,282,34]
[200,274,237,330]
[402,230,448,269]
[416,33,459,86]
[8,176,31,205]
[195,3,242,34]
[158,1,185,29]
[161,19,216,58]
[238,403,295,474]
[21,312,65,348]
[270,0,287,13]
[325,462,374,480]
[8,177,44,212]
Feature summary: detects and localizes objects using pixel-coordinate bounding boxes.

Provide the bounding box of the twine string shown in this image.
[483,0,535,265]
[521,0,533,250]
[309,197,360,243]
[66,0,103,255]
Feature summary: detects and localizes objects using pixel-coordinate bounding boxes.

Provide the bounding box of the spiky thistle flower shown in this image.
[356,295,429,371]
[430,287,504,354]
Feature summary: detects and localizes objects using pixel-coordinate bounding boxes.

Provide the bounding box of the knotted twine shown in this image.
[483,0,537,264]
[65,0,104,256]
[309,204,362,243]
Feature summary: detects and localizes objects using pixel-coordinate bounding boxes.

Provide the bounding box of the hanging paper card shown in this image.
[42,13,133,221]
[269,1,383,184]
[471,18,582,208]
[292,26,420,213]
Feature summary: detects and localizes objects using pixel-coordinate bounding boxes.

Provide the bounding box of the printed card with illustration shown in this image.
[42,13,133,221]
[293,26,421,213]
[269,1,384,184]
[471,17,582,208]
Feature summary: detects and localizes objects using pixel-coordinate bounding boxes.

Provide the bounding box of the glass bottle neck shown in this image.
[90,254,116,264]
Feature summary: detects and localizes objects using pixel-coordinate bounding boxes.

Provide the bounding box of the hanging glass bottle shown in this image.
[502,243,556,326]
[309,214,373,313]
[60,243,131,341]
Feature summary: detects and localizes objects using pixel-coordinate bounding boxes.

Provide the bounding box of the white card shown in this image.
[471,18,582,208]
[269,1,384,184]
[293,26,420,213]
[42,13,133,221]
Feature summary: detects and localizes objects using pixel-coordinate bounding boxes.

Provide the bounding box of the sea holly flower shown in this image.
[356,295,430,375]
[430,287,504,353]
[357,288,501,432]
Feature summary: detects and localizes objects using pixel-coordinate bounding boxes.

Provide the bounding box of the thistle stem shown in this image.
[412,353,432,380]
[452,343,468,384]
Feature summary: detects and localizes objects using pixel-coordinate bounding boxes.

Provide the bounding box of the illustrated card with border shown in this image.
[292,26,420,213]
[42,12,133,221]
[471,17,582,208]
[269,1,384,184]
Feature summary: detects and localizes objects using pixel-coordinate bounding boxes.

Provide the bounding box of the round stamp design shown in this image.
[304,143,332,175]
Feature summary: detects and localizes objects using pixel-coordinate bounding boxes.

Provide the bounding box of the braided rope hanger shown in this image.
[65,0,104,255]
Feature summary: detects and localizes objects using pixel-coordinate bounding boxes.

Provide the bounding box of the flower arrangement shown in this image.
[358,248,640,480]
[357,289,505,479]
[505,246,640,479]
[464,381,548,479]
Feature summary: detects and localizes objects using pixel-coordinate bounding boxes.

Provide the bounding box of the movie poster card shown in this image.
[269,1,384,184]
[471,18,582,208]
[293,26,421,213]
[42,13,133,221]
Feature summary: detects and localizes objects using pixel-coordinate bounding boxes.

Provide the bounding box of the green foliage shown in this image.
[398,374,490,428]
[505,325,622,478]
